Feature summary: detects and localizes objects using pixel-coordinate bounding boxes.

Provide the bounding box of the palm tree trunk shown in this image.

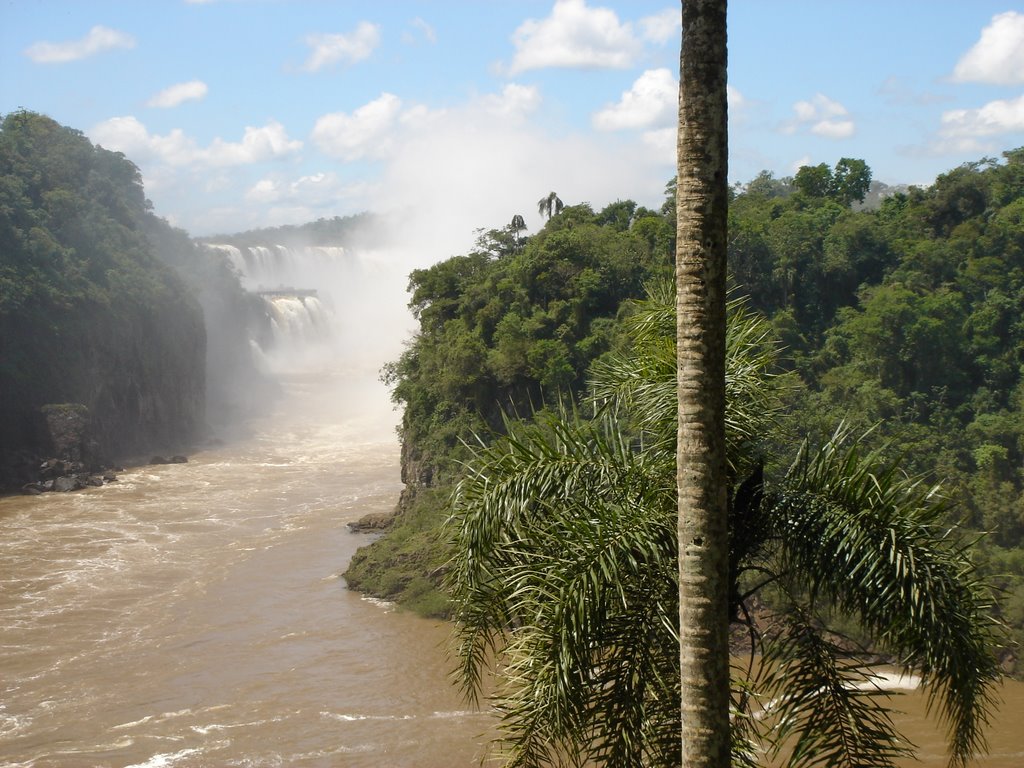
[675,1,730,766]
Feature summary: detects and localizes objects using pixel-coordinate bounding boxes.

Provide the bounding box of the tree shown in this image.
[510,213,526,247]
[537,191,564,220]
[449,288,1000,768]
[675,1,731,765]
[831,157,872,206]
[794,163,834,198]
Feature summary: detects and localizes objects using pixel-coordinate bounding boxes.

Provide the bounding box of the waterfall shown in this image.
[201,242,411,376]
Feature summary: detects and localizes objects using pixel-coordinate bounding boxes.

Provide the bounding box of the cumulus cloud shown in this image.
[593,70,747,136]
[302,21,380,72]
[638,8,679,45]
[952,11,1024,85]
[479,83,542,120]
[206,123,303,166]
[146,80,208,108]
[593,68,676,131]
[24,25,135,64]
[508,0,642,74]
[90,116,301,167]
[244,171,346,206]
[784,93,855,139]
[311,93,405,160]
[939,94,1024,138]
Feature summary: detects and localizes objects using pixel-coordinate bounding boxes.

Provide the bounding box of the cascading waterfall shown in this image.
[202,241,412,376]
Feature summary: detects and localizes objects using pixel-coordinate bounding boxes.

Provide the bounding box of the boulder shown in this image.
[347,511,396,532]
[52,475,83,492]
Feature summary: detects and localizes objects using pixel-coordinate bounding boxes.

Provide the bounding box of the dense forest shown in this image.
[347,149,1024,662]
[0,111,270,487]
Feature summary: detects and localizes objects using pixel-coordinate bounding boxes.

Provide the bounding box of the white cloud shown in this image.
[508,0,642,74]
[311,93,404,160]
[952,11,1024,85]
[638,7,679,45]
[479,83,542,120]
[205,122,303,166]
[593,68,676,131]
[245,171,346,205]
[405,17,437,45]
[146,80,208,108]
[939,94,1024,137]
[784,93,855,139]
[727,85,745,111]
[302,21,380,72]
[24,25,135,64]
[90,116,197,165]
[89,116,301,167]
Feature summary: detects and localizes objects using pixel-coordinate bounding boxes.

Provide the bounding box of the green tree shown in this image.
[794,163,834,198]
[831,157,872,206]
[537,191,564,220]
[449,289,1000,768]
[675,1,731,764]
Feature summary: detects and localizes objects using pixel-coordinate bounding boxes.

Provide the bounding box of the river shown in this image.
[3,366,1023,767]
[0,367,490,767]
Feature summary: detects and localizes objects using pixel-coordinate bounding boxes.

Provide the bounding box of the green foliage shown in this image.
[353,149,1024,762]
[0,111,208,470]
[382,199,672,485]
[449,290,1000,767]
[344,488,454,618]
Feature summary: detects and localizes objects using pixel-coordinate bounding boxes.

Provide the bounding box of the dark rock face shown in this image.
[347,511,396,533]
[40,404,91,463]
[149,455,188,465]
[0,112,209,494]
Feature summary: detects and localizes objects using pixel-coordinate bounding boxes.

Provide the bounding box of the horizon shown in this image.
[2,0,1023,258]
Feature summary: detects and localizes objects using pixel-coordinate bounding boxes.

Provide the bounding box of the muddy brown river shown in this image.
[2,367,1022,767]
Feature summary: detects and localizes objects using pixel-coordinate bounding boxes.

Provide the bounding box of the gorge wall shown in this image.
[0,112,208,487]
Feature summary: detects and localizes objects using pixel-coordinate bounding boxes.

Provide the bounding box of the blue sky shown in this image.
[2,0,1023,249]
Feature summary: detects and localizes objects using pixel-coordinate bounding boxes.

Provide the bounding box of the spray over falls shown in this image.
[201,241,411,377]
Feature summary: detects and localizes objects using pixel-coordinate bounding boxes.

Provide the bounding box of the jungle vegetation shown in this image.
[346,148,1024,666]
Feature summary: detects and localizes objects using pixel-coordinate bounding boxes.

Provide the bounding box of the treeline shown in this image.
[346,148,1024,655]
[200,212,378,249]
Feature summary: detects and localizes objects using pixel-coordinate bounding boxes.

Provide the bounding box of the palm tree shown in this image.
[510,214,526,248]
[675,1,731,764]
[537,191,564,220]
[448,287,1000,768]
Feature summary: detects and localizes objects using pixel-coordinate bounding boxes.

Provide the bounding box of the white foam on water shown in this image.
[320,711,415,722]
[124,747,204,768]
[853,670,921,691]
[359,595,395,611]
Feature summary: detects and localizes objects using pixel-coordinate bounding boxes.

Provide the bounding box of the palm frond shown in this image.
[771,429,1002,767]
[759,609,912,768]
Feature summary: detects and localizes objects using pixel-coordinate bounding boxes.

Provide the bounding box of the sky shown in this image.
[2,0,1023,252]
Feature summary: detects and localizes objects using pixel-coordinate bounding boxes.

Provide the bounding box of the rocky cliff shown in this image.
[0,111,207,488]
